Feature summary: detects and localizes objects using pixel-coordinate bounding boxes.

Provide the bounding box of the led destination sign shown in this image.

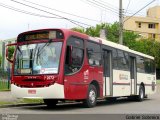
[18,30,64,42]
[25,31,58,41]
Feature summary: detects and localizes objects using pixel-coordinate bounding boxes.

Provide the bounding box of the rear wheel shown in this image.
[43,99,58,107]
[83,84,97,108]
[136,85,145,101]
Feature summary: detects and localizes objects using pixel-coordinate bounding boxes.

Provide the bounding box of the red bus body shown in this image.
[8,28,156,108]
[10,29,103,100]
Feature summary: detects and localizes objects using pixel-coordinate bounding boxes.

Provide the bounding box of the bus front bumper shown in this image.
[11,83,64,99]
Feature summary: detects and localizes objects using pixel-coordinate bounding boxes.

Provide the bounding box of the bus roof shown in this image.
[97,37,154,60]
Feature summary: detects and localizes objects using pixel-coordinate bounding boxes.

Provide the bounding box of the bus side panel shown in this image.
[64,81,88,100]
[112,69,131,97]
[137,73,156,95]
[64,65,93,100]
[93,66,103,97]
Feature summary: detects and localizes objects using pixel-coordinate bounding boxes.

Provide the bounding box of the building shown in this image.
[124,6,160,42]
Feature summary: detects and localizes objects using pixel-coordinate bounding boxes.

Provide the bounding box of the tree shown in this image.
[85,23,107,37]
[132,39,160,68]
[123,31,139,47]
[71,27,85,34]
[105,22,120,43]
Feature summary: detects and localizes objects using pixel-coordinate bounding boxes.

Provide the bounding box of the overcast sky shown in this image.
[0,0,159,39]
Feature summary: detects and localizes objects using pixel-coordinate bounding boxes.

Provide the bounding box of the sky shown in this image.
[0,0,159,40]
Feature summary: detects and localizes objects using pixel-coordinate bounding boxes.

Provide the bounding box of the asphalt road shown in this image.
[0,85,159,115]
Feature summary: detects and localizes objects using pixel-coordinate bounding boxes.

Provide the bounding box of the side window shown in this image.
[144,58,151,73]
[124,52,129,70]
[144,58,155,74]
[117,50,124,69]
[72,47,83,66]
[136,56,145,73]
[87,42,101,66]
[112,49,118,69]
[65,37,84,74]
[150,60,155,74]
[117,50,129,70]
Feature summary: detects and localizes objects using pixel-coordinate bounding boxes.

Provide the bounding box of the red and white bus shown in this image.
[6,29,156,108]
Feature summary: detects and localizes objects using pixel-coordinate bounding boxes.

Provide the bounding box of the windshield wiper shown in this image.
[37,39,52,56]
[17,46,22,55]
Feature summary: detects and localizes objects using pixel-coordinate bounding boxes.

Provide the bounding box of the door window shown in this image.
[65,37,84,74]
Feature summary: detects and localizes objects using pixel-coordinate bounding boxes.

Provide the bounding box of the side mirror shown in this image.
[6,43,17,63]
[6,47,13,63]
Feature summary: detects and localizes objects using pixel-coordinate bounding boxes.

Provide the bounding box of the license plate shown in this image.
[28,90,36,94]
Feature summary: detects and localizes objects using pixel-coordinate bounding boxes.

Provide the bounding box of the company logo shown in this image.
[119,74,128,80]
[84,70,89,80]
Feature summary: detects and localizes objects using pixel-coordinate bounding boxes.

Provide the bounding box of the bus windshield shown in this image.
[14,42,62,75]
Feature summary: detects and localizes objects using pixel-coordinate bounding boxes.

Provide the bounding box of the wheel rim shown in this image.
[140,88,144,99]
[89,89,96,104]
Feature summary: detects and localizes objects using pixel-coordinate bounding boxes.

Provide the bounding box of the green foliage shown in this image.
[0,81,10,91]
[71,27,85,34]
[85,23,107,37]
[105,22,120,43]
[72,23,108,37]
[71,22,160,69]
[123,31,139,47]
[0,55,2,67]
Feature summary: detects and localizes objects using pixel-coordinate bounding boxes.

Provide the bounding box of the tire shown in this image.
[43,99,58,107]
[136,85,145,102]
[83,84,97,108]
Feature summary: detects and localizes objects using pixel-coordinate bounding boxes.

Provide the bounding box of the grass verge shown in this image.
[20,99,43,104]
[0,101,14,106]
[0,99,43,107]
[0,81,10,91]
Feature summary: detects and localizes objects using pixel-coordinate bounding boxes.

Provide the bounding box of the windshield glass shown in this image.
[14,42,62,75]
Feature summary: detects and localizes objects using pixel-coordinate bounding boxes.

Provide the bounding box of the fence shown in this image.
[0,68,10,90]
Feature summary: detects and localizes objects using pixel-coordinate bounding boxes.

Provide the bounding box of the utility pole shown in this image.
[100,29,107,40]
[119,0,123,45]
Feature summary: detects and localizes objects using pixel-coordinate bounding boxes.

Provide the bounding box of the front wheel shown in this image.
[83,84,97,108]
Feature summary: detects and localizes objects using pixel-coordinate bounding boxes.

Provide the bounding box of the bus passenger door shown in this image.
[103,50,112,96]
[130,57,137,95]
